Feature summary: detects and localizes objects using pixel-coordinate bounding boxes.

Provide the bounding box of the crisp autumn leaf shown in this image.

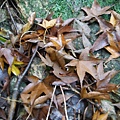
[90,32,108,52]
[53,63,78,84]
[39,19,56,29]
[44,34,69,50]
[0,48,14,66]
[82,33,92,48]
[62,18,74,26]
[92,110,108,120]
[21,78,53,115]
[96,62,118,92]
[81,87,110,100]
[96,17,114,34]
[97,113,108,120]
[104,32,120,61]
[21,12,36,33]
[66,48,101,87]
[56,93,74,106]
[75,19,91,37]
[82,0,111,21]
[38,52,53,67]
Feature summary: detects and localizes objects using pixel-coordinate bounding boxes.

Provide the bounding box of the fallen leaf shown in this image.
[92,110,108,120]
[39,19,56,29]
[82,0,111,21]
[81,87,110,100]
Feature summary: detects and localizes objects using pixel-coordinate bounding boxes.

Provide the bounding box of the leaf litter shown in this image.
[0,0,120,120]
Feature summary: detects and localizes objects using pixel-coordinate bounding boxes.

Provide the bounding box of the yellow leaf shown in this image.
[13,60,24,65]
[11,64,20,76]
[22,23,31,33]
[8,66,12,76]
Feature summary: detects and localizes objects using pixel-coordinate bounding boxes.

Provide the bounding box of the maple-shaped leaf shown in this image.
[66,48,101,87]
[82,0,111,21]
[105,32,120,61]
[44,34,70,50]
[53,63,78,84]
[81,87,110,101]
[90,32,108,52]
[75,19,91,37]
[21,76,53,114]
[39,19,56,29]
[96,62,118,92]
[96,17,114,34]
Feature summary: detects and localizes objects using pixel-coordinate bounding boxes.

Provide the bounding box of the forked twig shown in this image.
[8,44,38,120]
[60,85,69,120]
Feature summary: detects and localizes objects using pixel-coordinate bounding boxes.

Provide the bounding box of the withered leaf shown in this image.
[96,62,118,92]
[105,32,120,61]
[82,0,111,21]
[92,110,108,120]
[75,19,91,37]
[53,63,78,84]
[81,87,110,100]
[91,32,108,52]
[0,48,14,66]
[39,19,56,29]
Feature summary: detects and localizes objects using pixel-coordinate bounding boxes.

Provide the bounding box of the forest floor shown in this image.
[0,0,120,120]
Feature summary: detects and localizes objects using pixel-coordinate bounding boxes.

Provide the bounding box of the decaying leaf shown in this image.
[82,0,111,21]
[81,87,110,101]
[92,110,108,120]
[39,19,57,29]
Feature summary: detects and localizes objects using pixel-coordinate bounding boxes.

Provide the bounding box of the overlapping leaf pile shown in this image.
[0,0,120,119]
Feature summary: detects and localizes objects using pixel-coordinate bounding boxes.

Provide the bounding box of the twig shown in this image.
[46,85,57,120]
[60,85,69,120]
[8,44,38,120]
[0,0,7,8]
[5,1,18,34]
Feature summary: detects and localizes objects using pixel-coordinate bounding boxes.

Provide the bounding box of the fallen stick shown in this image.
[8,44,38,120]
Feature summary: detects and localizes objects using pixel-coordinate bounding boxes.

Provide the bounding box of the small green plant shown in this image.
[47,0,120,20]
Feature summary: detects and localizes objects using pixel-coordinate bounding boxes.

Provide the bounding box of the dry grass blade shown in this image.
[46,85,57,120]
[60,85,69,120]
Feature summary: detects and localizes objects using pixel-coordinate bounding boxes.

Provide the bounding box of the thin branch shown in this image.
[5,1,18,34]
[46,85,57,120]
[8,44,38,120]
[60,85,69,120]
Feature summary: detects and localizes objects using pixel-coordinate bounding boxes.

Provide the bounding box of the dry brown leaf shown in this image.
[0,48,14,66]
[81,87,110,100]
[96,62,118,92]
[53,63,78,84]
[82,0,111,21]
[92,110,108,120]
[91,32,108,52]
[104,32,120,61]
[39,19,56,29]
